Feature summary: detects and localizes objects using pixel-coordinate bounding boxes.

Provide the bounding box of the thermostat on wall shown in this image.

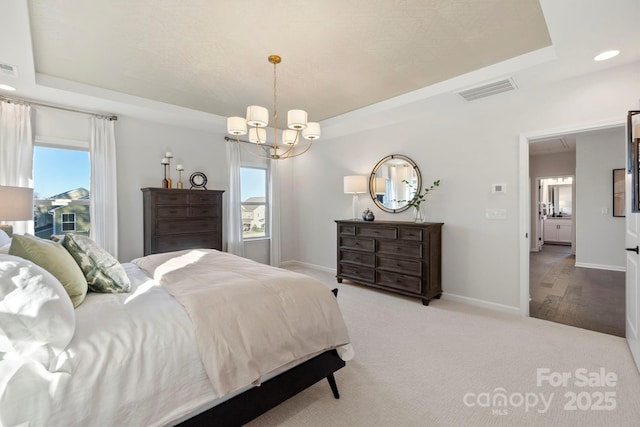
[492,183,507,194]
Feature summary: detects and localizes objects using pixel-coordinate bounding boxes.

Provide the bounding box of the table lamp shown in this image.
[0,185,34,236]
[343,176,367,220]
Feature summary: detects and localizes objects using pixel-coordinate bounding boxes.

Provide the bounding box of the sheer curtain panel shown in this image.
[269,159,281,267]
[0,101,34,235]
[226,141,244,257]
[89,117,119,257]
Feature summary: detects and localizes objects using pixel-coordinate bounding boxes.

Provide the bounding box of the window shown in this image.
[33,146,91,238]
[240,166,268,239]
[61,213,76,231]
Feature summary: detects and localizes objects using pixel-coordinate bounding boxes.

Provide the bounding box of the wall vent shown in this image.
[0,63,18,78]
[456,77,517,102]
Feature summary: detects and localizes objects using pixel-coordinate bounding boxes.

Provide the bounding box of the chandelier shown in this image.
[225,55,320,160]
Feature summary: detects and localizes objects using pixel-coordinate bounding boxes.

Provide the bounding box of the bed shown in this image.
[0,231,352,426]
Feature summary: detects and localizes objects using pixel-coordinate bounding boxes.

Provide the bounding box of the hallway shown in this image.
[530,244,625,337]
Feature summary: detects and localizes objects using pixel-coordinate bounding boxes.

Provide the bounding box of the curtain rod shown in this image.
[0,95,118,121]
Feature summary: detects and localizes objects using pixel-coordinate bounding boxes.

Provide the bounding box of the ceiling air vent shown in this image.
[0,63,18,78]
[456,77,517,102]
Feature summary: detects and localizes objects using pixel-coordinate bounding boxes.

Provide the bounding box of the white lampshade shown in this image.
[302,122,321,140]
[344,176,367,194]
[374,177,386,194]
[249,127,267,144]
[227,116,247,135]
[246,105,269,127]
[0,186,34,220]
[282,129,299,145]
[287,109,308,130]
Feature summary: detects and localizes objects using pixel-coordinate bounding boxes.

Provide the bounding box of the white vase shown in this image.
[413,205,425,223]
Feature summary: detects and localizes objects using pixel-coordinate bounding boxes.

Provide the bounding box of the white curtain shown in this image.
[89,117,119,257]
[269,159,281,267]
[0,101,34,235]
[225,140,244,257]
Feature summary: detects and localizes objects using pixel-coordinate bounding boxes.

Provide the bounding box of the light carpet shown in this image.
[246,265,640,427]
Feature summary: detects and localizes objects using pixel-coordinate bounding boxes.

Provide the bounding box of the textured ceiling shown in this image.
[27,0,551,122]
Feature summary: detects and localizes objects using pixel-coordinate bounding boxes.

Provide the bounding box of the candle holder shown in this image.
[161,158,170,188]
[176,164,184,189]
[165,152,174,188]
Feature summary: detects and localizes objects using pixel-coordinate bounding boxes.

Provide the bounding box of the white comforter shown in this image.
[132,249,352,397]
[1,250,351,426]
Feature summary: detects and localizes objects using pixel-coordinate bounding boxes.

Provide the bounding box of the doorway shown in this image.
[520,123,627,337]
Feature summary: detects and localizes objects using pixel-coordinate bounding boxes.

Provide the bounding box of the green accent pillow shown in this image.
[61,234,131,293]
[9,234,88,307]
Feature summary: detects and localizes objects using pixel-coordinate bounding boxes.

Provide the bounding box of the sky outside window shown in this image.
[33,146,90,198]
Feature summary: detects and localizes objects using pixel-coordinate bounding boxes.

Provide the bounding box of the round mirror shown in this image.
[369,154,422,213]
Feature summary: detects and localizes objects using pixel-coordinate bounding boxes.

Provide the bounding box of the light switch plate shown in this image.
[485,208,507,220]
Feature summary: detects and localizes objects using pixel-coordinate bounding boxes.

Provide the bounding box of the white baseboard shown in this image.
[574,262,625,272]
[441,292,520,315]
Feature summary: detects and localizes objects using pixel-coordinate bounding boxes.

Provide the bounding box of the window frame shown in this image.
[61,213,77,231]
[240,165,270,241]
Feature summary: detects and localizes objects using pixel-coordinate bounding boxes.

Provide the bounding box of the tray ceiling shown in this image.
[26,0,551,122]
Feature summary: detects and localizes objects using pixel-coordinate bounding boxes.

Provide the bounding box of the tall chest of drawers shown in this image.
[142,188,224,255]
[335,220,443,305]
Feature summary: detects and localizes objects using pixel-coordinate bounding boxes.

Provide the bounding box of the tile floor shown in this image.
[529,244,625,337]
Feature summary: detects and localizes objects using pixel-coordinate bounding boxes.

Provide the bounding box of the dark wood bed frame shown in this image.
[177,289,346,426]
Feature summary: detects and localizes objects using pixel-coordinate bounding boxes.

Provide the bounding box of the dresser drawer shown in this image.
[339,263,375,283]
[156,234,218,253]
[398,227,423,241]
[340,250,375,267]
[154,192,189,205]
[189,205,219,217]
[377,240,422,258]
[377,256,421,276]
[157,219,217,235]
[376,271,422,293]
[157,206,188,218]
[340,236,375,252]
[188,192,219,205]
[357,226,397,240]
[338,223,356,235]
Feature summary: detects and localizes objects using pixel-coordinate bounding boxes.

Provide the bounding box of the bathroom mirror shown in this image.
[369,154,422,213]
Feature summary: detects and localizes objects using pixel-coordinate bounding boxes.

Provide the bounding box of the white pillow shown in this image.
[0,229,10,247]
[0,254,75,369]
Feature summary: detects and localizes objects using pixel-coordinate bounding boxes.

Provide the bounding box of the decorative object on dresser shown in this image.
[141,188,223,255]
[362,208,375,221]
[0,185,34,237]
[161,157,170,188]
[399,179,441,223]
[344,175,367,220]
[176,164,185,189]
[336,219,443,305]
[189,172,208,190]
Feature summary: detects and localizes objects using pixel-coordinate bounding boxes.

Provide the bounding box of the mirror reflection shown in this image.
[369,154,422,213]
[541,176,573,218]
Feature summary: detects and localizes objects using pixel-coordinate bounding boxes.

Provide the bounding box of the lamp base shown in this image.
[0,224,13,237]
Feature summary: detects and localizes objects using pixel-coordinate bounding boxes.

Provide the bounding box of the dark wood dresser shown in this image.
[335,219,443,305]
[142,188,224,255]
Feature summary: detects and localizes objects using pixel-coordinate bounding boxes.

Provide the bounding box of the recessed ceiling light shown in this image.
[593,50,620,61]
[0,84,16,91]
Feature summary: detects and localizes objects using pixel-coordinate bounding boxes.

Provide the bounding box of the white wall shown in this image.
[575,127,626,270]
[284,62,640,310]
[529,151,576,251]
